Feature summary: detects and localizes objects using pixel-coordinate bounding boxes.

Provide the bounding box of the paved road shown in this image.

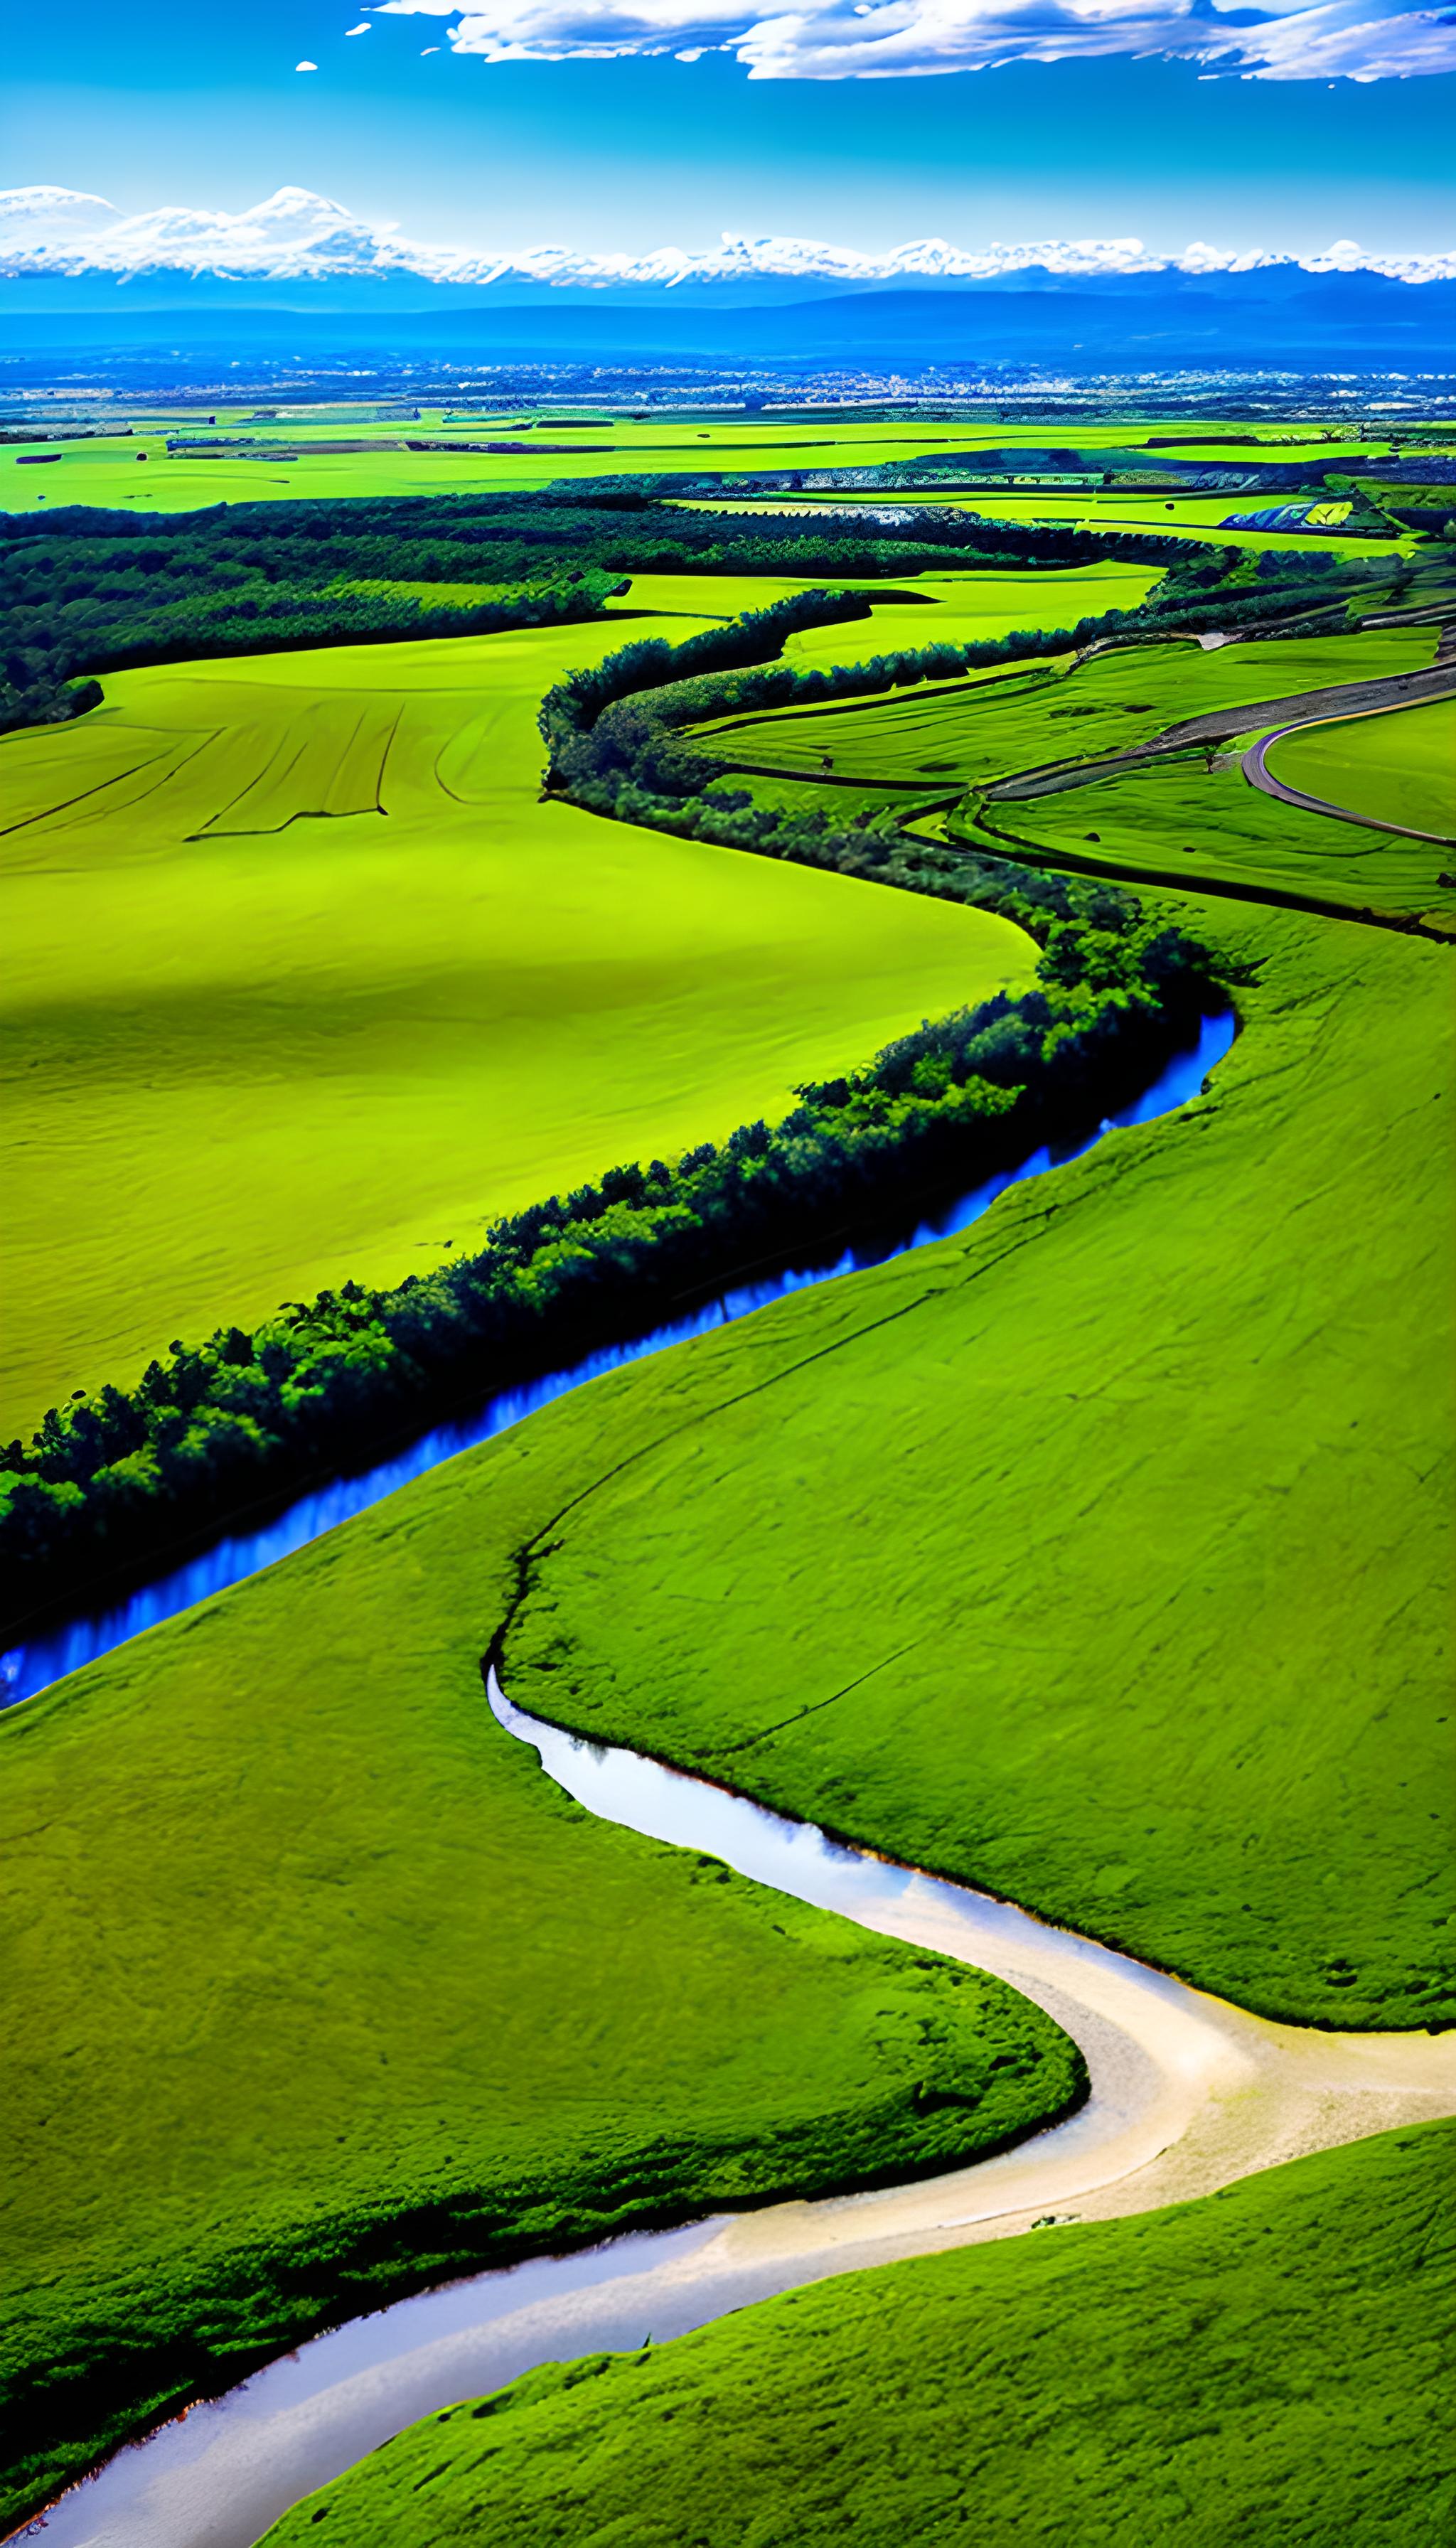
[988,658,1456,805]
[1243,702,1456,850]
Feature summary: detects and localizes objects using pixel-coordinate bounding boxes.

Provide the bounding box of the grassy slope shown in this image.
[0,1435,1078,2530]
[1265,695,1456,838]
[981,749,1456,926]
[0,582,1037,1433]
[694,628,1438,791]
[497,898,1455,2031]
[264,2121,1456,2548]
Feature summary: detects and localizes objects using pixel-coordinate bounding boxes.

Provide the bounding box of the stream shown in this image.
[30,1664,1455,2548]
[3,1012,1233,1710]
[17,996,1456,2548]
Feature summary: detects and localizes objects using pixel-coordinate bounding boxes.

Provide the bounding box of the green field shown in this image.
[693,627,1438,793]
[265,2121,1455,2548]
[488,899,1454,2032]
[975,746,1456,925]
[0,1438,1078,2530]
[1265,695,1456,839]
[4,413,1425,518]
[0,582,1037,1434]
[5,468,1454,2537]
[680,493,1420,558]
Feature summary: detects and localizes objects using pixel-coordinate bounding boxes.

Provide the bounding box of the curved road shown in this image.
[34,1671,1456,2548]
[1243,702,1456,850]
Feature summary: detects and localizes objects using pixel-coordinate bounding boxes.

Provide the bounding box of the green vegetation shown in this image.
[5,412,1418,517]
[495,899,1454,2033]
[689,627,1438,798]
[974,746,1456,927]
[0,488,1182,732]
[264,2122,1456,2548]
[0,596,1037,1435]
[0,1363,1081,2537]
[3,888,1207,1627]
[1266,697,1456,840]
[6,464,1452,2539]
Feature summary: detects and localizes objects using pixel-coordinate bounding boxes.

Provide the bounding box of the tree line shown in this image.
[1,870,1214,1633]
[1,481,1396,739]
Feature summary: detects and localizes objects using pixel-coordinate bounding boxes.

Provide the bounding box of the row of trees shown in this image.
[2,478,1394,739]
[1,881,1213,1629]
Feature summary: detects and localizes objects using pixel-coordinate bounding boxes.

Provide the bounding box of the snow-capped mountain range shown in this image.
[4,186,1454,294]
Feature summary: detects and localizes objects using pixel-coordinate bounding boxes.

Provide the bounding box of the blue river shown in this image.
[2,1010,1233,1709]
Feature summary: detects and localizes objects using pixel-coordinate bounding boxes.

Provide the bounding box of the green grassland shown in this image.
[491,896,1455,2033]
[692,627,1438,793]
[1265,695,1456,839]
[0,1337,1079,2532]
[976,746,1456,926]
[4,414,1422,518]
[778,562,1160,661]
[682,494,1418,558]
[264,2121,1455,2548]
[0,581,1037,1434]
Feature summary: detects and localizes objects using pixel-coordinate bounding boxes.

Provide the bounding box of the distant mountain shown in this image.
[3,188,1453,370]
[4,186,1455,299]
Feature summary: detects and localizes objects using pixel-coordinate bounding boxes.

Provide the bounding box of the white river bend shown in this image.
[31,1671,1456,2548]
[14,1010,1454,2546]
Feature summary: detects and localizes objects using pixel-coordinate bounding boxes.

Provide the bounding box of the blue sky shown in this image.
[6,0,1455,259]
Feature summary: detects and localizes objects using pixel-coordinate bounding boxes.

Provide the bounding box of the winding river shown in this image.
[4,1014,1233,1710]
[21,1001,1453,2548]
[31,1670,1456,2548]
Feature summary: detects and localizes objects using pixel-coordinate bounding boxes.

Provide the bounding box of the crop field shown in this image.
[1265,695,1456,839]
[0,582,1035,1433]
[4,413,1425,517]
[692,627,1440,793]
[4,441,1454,2543]
[264,2121,1454,2548]
[680,493,1419,557]
[979,746,1456,923]
[996,751,1455,916]
[779,562,1162,660]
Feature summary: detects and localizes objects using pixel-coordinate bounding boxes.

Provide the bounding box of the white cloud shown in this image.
[344,18,372,29]
[373,0,1456,76]
[296,58,319,68]
[1,186,1453,283]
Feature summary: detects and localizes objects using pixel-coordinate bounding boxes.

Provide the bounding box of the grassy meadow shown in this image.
[977,746,1456,924]
[1265,695,1456,839]
[5,456,1455,2536]
[692,627,1440,793]
[4,414,1423,517]
[0,1435,1079,2528]
[264,2121,1455,2548]
[0,581,1039,1434]
[679,495,1423,558]
[493,896,1454,2033]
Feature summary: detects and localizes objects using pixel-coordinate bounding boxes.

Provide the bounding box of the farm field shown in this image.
[1265,695,1456,839]
[692,627,1440,792]
[0,1442,1077,2530]
[977,746,1456,923]
[681,493,1419,557]
[4,438,1455,2544]
[264,2121,1455,2548]
[0,582,1037,1434]
[3,414,1427,517]
[779,562,1161,660]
